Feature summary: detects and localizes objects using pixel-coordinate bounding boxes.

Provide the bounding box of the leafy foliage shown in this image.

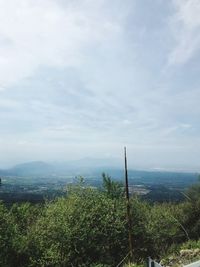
[102,173,124,199]
[0,176,199,266]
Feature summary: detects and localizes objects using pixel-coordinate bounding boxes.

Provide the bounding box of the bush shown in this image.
[0,178,199,267]
[30,189,128,266]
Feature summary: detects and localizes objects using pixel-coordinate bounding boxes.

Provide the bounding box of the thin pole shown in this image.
[124,147,133,261]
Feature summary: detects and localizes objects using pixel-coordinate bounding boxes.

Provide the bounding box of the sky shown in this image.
[0,0,200,171]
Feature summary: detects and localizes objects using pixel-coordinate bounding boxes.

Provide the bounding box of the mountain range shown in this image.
[0,158,122,177]
[0,159,199,187]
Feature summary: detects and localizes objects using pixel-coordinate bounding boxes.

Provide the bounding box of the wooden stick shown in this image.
[124,147,134,261]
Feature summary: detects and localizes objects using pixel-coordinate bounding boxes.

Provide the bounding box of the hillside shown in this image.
[0,177,199,267]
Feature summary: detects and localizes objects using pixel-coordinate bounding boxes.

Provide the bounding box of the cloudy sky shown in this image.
[0,0,200,170]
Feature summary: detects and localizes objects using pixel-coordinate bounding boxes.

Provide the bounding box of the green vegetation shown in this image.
[0,168,198,205]
[0,175,199,267]
[160,240,200,267]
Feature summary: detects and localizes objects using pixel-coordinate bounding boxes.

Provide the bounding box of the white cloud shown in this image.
[0,0,200,170]
[0,0,122,87]
[169,0,200,65]
[0,98,20,108]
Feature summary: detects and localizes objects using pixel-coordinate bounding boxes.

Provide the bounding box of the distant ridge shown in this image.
[0,159,198,187]
[9,161,53,176]
[0,158,121,177]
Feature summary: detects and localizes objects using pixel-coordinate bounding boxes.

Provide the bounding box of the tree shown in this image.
[181,178,200,239]
[0,202,15,267]
[9,203,42,267]
[29,189,127,266]
[102,173,124,199]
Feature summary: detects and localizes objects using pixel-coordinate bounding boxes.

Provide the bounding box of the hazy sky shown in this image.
[0,0,200,170]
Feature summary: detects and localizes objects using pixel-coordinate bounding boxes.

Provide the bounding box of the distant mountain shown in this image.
[0,168,9,176]
[0,158,122,177]
[0,159,198,187]
[0,161,54,177]
[9,161,54,176]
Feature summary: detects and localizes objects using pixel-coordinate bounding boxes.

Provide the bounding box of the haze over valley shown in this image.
[0,158,199,204]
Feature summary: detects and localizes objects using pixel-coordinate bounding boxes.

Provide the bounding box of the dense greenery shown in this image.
[0,176,199,267]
